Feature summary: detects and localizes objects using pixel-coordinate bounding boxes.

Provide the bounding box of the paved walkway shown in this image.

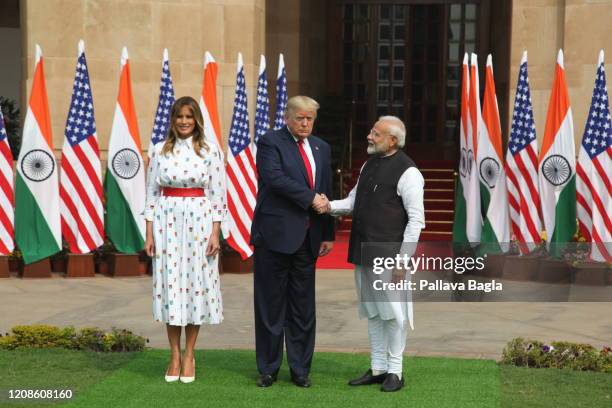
[1,270,610,360]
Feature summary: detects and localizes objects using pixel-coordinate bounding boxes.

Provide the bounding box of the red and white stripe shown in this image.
[506,141,542,250]
[226,153,257,259]
[0,123,14,254]
[60,135,104,253]
[577,147,612,261]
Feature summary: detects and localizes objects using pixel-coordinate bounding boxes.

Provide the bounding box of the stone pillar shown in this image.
[509,0,612,147]
[266,0,328,104]
[20,0,266,159]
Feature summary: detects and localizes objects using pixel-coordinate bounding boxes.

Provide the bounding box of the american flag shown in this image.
[505,52,542,252]
[149,48,175,156]
[273,53,288,130]
[576,50,612,262]
[0,107,14,254]
[60,40,104,254]
[225,53,257,259]
[255,54,270,145]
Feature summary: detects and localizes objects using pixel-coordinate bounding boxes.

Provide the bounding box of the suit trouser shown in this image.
[254,235,316,377]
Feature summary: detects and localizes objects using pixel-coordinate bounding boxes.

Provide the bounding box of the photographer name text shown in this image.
[373,279,503,293]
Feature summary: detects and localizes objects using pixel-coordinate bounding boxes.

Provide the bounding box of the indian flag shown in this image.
[453,53,481,246]
[200,51,229,237]
[104,47,145,253]
[15,45,61,264]
[538,49,576,256]
[478,54,510,252]
[200,51,224,151]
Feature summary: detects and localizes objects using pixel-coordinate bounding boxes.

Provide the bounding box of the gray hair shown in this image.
[379,115,406,148]
[285,96,320,117]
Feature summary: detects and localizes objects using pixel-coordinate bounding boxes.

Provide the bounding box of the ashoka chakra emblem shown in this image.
[467,149,474,175]
[112,148,140,179]
[21,149,55,182]
[459,148,468,177]
[542,154,571,186]
[479,157,500,189]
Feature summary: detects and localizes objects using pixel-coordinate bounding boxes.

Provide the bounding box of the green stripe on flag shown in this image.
[479,220,502,255]
[479,183,501,255]
[480,183,491,219]
[452,179,468,245]
[549,175,577,257]
[15,174,60,264]
[104,172,144,254]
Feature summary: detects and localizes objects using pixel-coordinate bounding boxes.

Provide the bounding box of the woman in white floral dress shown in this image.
[144,96,227,383]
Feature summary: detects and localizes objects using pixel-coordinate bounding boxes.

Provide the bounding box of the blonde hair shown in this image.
[161,96,209,157]
[285,95,320,118]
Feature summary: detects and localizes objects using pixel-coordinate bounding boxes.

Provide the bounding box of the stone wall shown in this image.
[21,0,265,159]
[265,0,328,107]
[510,0,612,146]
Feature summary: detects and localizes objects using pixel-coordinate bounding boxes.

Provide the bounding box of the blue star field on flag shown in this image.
[509,61,537,155]
[65,53,96,146]
[151,57,175,147]
[255,67,270,144]
[582,62,612,159]
[0,109,7,143]
[229,65,250,156]
[273,63,288,130]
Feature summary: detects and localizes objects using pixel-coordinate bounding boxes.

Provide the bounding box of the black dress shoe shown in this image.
[256,371,278,387]
[290,372,311,388]
[381,373,404,392]
[348,369,387,386]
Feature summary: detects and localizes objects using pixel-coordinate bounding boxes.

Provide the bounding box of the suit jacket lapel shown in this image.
[311,138,322,191]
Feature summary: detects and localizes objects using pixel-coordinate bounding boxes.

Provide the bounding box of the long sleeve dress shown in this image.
[145,136,227,326]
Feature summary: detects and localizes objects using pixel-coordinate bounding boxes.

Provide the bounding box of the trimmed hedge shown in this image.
[501,337,611,373]
[0,325,147,352]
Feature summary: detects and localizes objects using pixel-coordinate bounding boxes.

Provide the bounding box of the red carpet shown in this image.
[317,160,457,269]
[316,230,353,269]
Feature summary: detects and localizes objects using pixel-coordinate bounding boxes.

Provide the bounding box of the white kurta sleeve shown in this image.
[206,145,228,223]
[144,147,161,222]
[329,181,358,216]
[398,167,426,257]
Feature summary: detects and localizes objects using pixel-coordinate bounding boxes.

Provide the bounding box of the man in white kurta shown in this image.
[317,115,425,392]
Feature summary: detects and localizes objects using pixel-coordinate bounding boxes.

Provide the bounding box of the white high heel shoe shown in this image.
[180,358,196,383]
[165,358,181,382]
[165,368,180,383]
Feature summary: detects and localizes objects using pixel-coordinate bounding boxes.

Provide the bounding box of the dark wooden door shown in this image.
[338,0,486,165]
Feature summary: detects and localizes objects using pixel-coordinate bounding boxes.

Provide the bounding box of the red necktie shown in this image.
[297,139,314,190]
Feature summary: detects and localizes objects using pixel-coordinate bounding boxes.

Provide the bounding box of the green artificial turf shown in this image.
[0,349,137,408]
[500,365,612,408]
[0,349,609,407]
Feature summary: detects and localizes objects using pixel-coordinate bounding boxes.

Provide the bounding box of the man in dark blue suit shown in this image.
[251,96,335,388]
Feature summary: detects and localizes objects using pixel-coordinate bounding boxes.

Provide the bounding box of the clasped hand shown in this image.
[312,193,330,214]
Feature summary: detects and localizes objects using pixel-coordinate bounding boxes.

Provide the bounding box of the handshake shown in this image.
[312,193,331,214]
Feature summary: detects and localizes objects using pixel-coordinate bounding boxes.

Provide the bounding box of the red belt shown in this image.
[161,187,205,197]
